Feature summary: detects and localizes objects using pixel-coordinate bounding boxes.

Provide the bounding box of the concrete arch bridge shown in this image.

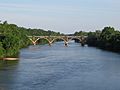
[27,36,87,46]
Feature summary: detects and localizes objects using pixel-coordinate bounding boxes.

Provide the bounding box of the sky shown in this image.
[0,0,120,34]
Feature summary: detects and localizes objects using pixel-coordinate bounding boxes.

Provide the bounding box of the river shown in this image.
[0,41,120,90]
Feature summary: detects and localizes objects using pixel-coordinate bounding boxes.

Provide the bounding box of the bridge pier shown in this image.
[81,42,85,46]
[48,42,52,46]
[80,37,86,46]
[64,42,68,47]
[33,42,36,45]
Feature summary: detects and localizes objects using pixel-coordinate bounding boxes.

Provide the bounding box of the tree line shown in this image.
[74,27,120,53]
[0,21,61,58]
[0,21,120,59]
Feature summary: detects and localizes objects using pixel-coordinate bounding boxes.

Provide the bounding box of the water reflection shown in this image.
[0,60,19,90]
[0,41,120,90]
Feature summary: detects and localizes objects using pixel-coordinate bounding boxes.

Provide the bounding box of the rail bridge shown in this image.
[27,36,87,46]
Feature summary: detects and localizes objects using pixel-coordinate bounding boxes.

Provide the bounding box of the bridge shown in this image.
[27,36,87,46]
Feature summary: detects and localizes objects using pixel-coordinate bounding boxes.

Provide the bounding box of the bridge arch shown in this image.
[36,37,52,44]
[51,37,69,46]
[69,37,82,43]
[51,37,66,43]
[27,36,87,46]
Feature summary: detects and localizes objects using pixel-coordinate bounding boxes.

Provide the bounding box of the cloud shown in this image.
[0,0,120,33]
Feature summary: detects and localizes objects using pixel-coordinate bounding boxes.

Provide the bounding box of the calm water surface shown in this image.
[0,41,120,90]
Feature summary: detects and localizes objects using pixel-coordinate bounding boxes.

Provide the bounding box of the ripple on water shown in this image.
[1,42,120,90]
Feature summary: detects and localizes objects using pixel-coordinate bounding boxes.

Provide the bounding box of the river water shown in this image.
[0,41,120,90]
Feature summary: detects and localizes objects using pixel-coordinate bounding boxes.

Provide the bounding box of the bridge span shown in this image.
[27,36,87,46]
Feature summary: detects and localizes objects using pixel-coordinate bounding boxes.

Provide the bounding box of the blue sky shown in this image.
[0,0,120,33]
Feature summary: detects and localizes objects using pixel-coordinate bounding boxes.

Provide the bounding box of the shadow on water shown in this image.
[0,60,19,70]
[0,60,19,90]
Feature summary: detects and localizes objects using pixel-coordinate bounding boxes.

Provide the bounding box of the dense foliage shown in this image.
[0,21,61,58]
[73,27,120,53]
[86,27,120,52]
[74,31,88,36]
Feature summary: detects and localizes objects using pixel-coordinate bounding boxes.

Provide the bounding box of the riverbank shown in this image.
[0,58,18,61]
[0,21,62,59]
[86,27,120,53]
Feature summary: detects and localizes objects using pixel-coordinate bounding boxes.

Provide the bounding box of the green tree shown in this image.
[0,42,5,58]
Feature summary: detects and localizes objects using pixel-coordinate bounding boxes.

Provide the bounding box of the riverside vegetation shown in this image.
[0,21,61,59]
[74,27,120,53]
[0,21,120,59]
